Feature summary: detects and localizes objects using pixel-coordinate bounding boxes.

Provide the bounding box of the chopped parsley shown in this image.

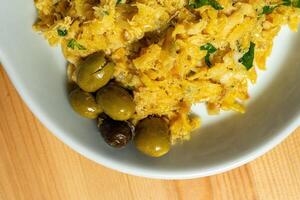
[103,10,109,15]
[280,0,300,7]
[116,0,122,4]
[57,28,68,37]
[260,0,300,16]
[200,43,217,67]
[291,0,300,7]
[67,39,86,50]
[239,42,255,70]
[189,0,223,10]
[261,5,278,15]
[283,0,292,6]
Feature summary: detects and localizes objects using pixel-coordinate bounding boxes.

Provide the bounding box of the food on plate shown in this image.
[77,52,115,92]
[96,84,135,121]
[69,88,102,119]
[34,0,300,157]
[98,114,134,148]
[134,117,171,157]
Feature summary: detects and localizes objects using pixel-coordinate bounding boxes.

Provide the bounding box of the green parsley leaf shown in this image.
[116,0,122,4]
[200,43,217,53]
[203,54,212,67]
[57,28,68,37]
[261,5,278,15]
[282,0,292,6]
[239,42,255,70]
[200,43,217,67]
[262,0,299,15]
[283,0,300,8]
[189,0,223,10]
[293,0,300,7]
[67,39,86,50]
[260,0,300,17]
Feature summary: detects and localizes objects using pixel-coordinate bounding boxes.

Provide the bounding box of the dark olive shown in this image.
[69,88,102,119]
[98,116,133,148]
[77,52,115,92]
[96,84,135,121]
[134,117,170,157]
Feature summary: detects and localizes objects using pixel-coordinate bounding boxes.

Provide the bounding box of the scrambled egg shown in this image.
[34,0,300,143]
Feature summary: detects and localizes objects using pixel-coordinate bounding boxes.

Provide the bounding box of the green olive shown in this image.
[77,52,115,92]
[69,88,102,119]
[134,117,170,157]
[96,84,135,121]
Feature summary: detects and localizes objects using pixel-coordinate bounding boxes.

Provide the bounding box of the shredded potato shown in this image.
[34,0,300,143]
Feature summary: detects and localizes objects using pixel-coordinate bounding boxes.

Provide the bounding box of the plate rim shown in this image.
[1,46,300,179]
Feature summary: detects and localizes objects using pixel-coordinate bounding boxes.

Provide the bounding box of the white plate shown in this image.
[0,1,300,179]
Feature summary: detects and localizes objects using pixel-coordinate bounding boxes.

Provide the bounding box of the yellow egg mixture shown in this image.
[34,0,300,143]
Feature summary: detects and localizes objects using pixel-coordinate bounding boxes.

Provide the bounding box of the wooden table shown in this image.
[0,65,300,200]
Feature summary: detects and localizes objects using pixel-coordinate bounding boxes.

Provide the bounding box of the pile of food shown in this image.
[34,0,300,157]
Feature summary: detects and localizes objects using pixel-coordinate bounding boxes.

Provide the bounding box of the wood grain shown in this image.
[0,65,300,200]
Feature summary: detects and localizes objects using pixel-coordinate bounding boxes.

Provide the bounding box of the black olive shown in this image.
[98,115,134,148]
